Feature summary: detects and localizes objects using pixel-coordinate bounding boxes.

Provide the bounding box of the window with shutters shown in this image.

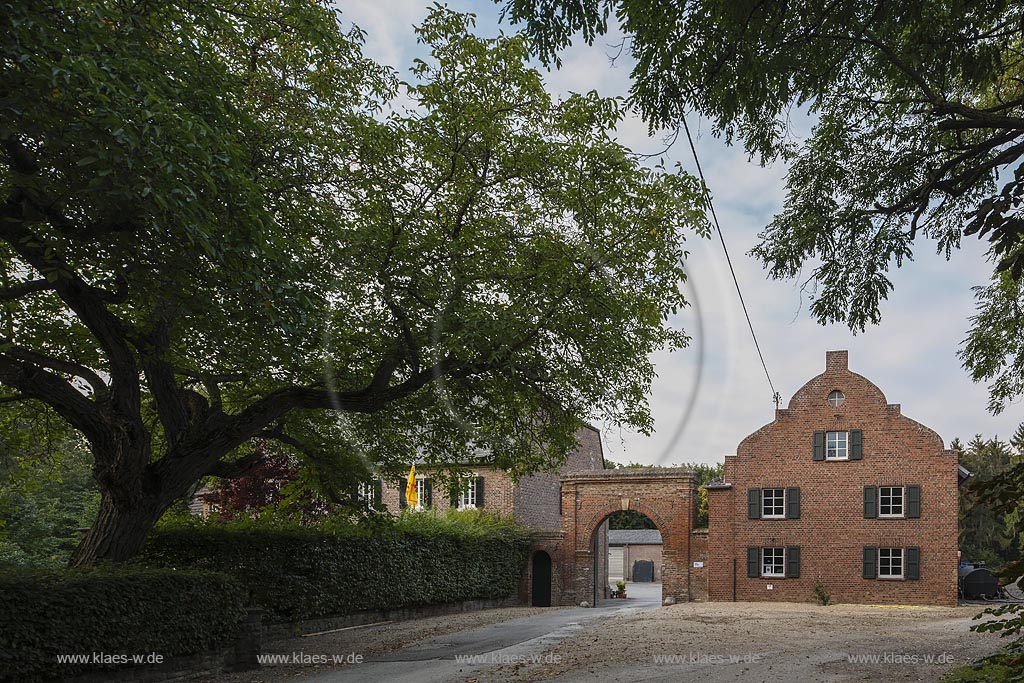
[761,547,785,577]
[761,489,785,518]
[826,431,848,459]
[879,548,904,579]
[457,477,477,510]
[879,487,904,517]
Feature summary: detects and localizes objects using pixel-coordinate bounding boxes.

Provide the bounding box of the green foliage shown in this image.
[0,567,246,683]
[608,510,657,530]
[959,435,1022,567]
[500,0,1024,413]
[138,510,535,622]
[963,426,1024,665]
[1,0,708,564]
[0,407,99,567]
[812,579,831,606]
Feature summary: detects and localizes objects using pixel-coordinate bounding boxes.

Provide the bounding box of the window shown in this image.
[414,478,428,510]
[878,548,904,579]
[761,547,785,577]
[879,487,904,517]
[826,431,848,459]
[761,489,785,518]
[357,482,373,503]
[828,390,845,408]
[458,478,477,510]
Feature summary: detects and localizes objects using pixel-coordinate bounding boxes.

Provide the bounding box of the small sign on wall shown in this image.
[693,561,704,568]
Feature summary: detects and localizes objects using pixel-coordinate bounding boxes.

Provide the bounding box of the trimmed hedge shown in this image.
[138,511,534,622]
[0,567,246,683]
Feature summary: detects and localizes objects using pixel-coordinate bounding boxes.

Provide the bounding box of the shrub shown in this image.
[0,567,246,682]
[138,510,535,622]
[813,579,831,606]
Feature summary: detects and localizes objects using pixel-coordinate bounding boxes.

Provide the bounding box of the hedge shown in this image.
[138,511,534,622]
[0,568,246,683]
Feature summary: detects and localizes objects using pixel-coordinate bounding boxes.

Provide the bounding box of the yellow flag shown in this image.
[405,465,418,509]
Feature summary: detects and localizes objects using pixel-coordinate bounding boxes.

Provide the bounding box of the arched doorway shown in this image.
[532,551,552,606]
[560,468,697,606]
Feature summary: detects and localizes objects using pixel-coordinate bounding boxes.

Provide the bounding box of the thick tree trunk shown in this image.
[69,492,167,566]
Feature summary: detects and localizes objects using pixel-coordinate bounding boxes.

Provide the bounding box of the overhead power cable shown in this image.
[680,115,779,405]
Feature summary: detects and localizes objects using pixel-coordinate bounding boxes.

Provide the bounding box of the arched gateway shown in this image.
[556,468,699,606]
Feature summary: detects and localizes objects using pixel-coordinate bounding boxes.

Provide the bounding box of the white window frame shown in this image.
[826,431,848,460]
[357,482,373,503]
[761,547,785,578]
[879,486,905,518]
[761,488,785,519]
[458,477,477,510]
[411,477,428,511]
[828,390,845,408]
[878,548,904,579]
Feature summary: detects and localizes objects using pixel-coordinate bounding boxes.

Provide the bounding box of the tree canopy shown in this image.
[0,1,707,563]
[500,0,1024,413]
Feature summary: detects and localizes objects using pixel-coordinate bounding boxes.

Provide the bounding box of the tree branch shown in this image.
[0,279,53,301]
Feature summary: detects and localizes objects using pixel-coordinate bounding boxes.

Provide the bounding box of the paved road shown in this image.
[297,582,663,683]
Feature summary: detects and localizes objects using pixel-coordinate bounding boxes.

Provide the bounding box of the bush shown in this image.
[0,567,246,682]
[812,579,831,606]
[138,509,535,622]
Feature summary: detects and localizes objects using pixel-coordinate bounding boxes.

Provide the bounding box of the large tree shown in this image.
[0,2,707,564]
[500,0,1024,411]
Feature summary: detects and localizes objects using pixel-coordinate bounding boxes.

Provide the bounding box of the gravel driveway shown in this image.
[461,600,1008,683]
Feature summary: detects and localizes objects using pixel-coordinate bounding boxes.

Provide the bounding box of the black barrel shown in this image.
[959,566,1000,599]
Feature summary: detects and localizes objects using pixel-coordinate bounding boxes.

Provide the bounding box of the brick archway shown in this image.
[558,468,698,606]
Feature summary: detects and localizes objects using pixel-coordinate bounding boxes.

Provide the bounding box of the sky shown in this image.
[342,1,1022,466]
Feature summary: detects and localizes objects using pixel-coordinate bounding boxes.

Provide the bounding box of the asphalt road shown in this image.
[297,582,664,683]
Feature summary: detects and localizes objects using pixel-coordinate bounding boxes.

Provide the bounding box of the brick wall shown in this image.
[708,350,958,606]
[619,543,663,581]
[690,528,709,601]
[559,468,697,606]
[378,467,516,516]
[514,425,605,531]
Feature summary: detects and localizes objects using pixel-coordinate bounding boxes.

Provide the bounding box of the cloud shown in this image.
[340,1,1022,464]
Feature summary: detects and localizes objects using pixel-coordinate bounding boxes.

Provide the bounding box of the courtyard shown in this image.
[202,584,1006,683]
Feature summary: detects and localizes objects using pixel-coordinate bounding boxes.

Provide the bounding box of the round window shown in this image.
[828,390,845,408]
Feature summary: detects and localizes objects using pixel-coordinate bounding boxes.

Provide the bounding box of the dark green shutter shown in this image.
[786,546,800,578]
[785,487,800,519]
[905,547,920,580]
[813,431,825,460]
[747,547,759,578]
[906,485,920,518]
[476,476,485,507]
[373,479,382,506]
[849,429,863,460]
[748,489,761,519]
[450,481,460,507]
[864,486,877,518]
[424,478,433,508]
[399,484,407,510]
[863,546,877,579]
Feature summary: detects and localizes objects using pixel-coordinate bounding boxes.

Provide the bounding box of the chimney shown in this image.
[826,350,848,372]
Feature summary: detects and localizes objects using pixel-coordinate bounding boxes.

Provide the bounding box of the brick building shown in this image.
[707,350,959,606]
[373,425,606,528]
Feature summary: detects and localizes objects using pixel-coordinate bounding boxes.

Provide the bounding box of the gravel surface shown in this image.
[197,606,562,683]
[457,601,1009,683]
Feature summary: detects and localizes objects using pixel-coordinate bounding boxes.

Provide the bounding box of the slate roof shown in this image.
[608,529,663,545]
